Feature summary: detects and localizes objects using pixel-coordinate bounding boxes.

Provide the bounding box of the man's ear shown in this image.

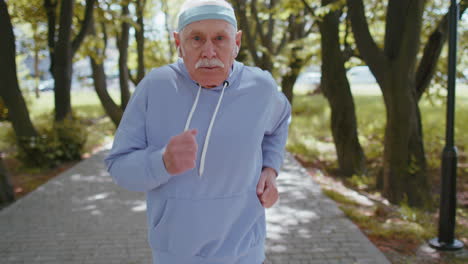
[174,31,182,57]
[173,31,180,46]
[235,30,242,50]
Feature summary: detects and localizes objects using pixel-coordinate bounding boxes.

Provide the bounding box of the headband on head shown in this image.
[177,5,237,32]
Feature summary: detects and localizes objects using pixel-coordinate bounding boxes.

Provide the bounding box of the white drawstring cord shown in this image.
[199,81,228,177]
[184,84,202,131]
[183,82,229,178]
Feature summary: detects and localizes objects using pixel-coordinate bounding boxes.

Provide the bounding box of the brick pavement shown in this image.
[0,150,389,264]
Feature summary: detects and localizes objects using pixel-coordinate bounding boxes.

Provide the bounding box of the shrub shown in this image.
[15,117,88,168]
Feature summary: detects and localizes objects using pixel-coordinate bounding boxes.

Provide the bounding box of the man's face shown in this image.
[174,19,242,88]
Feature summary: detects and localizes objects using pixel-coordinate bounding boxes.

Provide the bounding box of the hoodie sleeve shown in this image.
[262,86,292,176]
[104,73,172,192]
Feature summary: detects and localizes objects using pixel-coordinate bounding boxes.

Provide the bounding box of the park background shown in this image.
[0,0,467,263]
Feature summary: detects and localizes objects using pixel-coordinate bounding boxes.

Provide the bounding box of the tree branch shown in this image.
[251,0,267,46]
[265,0,277,51]
[128,68,137,85]
[44,0,58,77]
[383,0,411,60]
[274,16,291,55]
[346,0,386,84]
[161,0,174,59]
[300,0,316,17]
[100,21,107,52]
[232,0,260,65]
[71,0,95,56]
[416,2,467,100]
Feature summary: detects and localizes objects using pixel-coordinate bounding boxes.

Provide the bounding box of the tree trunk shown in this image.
[0,156,15,207]
[381,68,429,207]
[161,0,174,60]
[319,2,366,177]
[33,24,40,99]
[90,58,123,127]
[48,0,95,121]
[280,72,296,106]
[89,21,123,127]
[0,0,38,139]
[280,46,303,105]
[44,0,58,80]
[135,0,146,84]
[347,0,430,206]
[34,47,40,98]
[53,0,74,121]
[118,3,131,110]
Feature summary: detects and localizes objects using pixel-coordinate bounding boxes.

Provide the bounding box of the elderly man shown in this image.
[105,0,291,263]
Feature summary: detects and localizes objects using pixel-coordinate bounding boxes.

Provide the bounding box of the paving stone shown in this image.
[0,151,389,263]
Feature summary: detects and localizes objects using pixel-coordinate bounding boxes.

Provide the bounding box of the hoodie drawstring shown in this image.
[184,81,229,177]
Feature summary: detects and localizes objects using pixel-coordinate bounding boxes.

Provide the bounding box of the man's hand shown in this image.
[256,167,279,208]
[162,129,198,175]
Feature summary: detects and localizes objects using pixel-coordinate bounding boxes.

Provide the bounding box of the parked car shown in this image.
[38,79,54,92]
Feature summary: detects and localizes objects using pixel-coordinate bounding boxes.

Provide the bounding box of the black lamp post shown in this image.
[428,0,464,251]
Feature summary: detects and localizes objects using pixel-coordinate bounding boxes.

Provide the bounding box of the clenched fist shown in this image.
[162,129,198,175]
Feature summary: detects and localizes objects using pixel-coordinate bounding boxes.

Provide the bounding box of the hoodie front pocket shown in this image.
[150,191,265,258]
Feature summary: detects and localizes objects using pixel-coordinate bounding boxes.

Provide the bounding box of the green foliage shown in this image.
[322,189,361,206]
[12,116,88,168]
[407,155,421,174]
[340,206,372,224]
[346,174,375,190]
[315,0,346,18]
[338,201,434,242]
[80,34,106,64]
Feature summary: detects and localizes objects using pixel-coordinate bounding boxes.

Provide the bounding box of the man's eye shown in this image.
[194,36,201,41]
[215,36,224,41]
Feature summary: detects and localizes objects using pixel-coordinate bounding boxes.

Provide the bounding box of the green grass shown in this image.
[290,83,468,255]
[1,89,120,156]
[322,189,361,206]
[288,83,468,176]
[26,89,120,119]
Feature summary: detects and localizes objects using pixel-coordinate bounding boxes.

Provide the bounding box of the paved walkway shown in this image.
[0,150,390,264]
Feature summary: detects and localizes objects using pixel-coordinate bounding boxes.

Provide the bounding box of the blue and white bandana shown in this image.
[177,4,237,32]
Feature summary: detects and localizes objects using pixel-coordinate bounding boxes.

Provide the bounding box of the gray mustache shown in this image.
[195,58,225,68]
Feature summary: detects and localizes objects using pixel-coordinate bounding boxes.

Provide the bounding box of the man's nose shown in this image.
[201,40,216,58]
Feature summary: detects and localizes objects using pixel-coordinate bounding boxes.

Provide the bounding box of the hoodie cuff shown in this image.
[262,153,282,177]
[148,146,173,186]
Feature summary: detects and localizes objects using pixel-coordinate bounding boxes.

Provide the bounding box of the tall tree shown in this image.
[161,0,175,60]
[0,0,38,140]
[130,0,146,85]
[415,1,467,100]
[44,0,95,121]
[310,0,366,177]
[0,156,15,208]
[232,0,315,104]
[346,0,467,206]
[87,14,123,127]
[8,0,48,99]
[116,0,131,110]
[0,0,31,206]
[279,9,316,105]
